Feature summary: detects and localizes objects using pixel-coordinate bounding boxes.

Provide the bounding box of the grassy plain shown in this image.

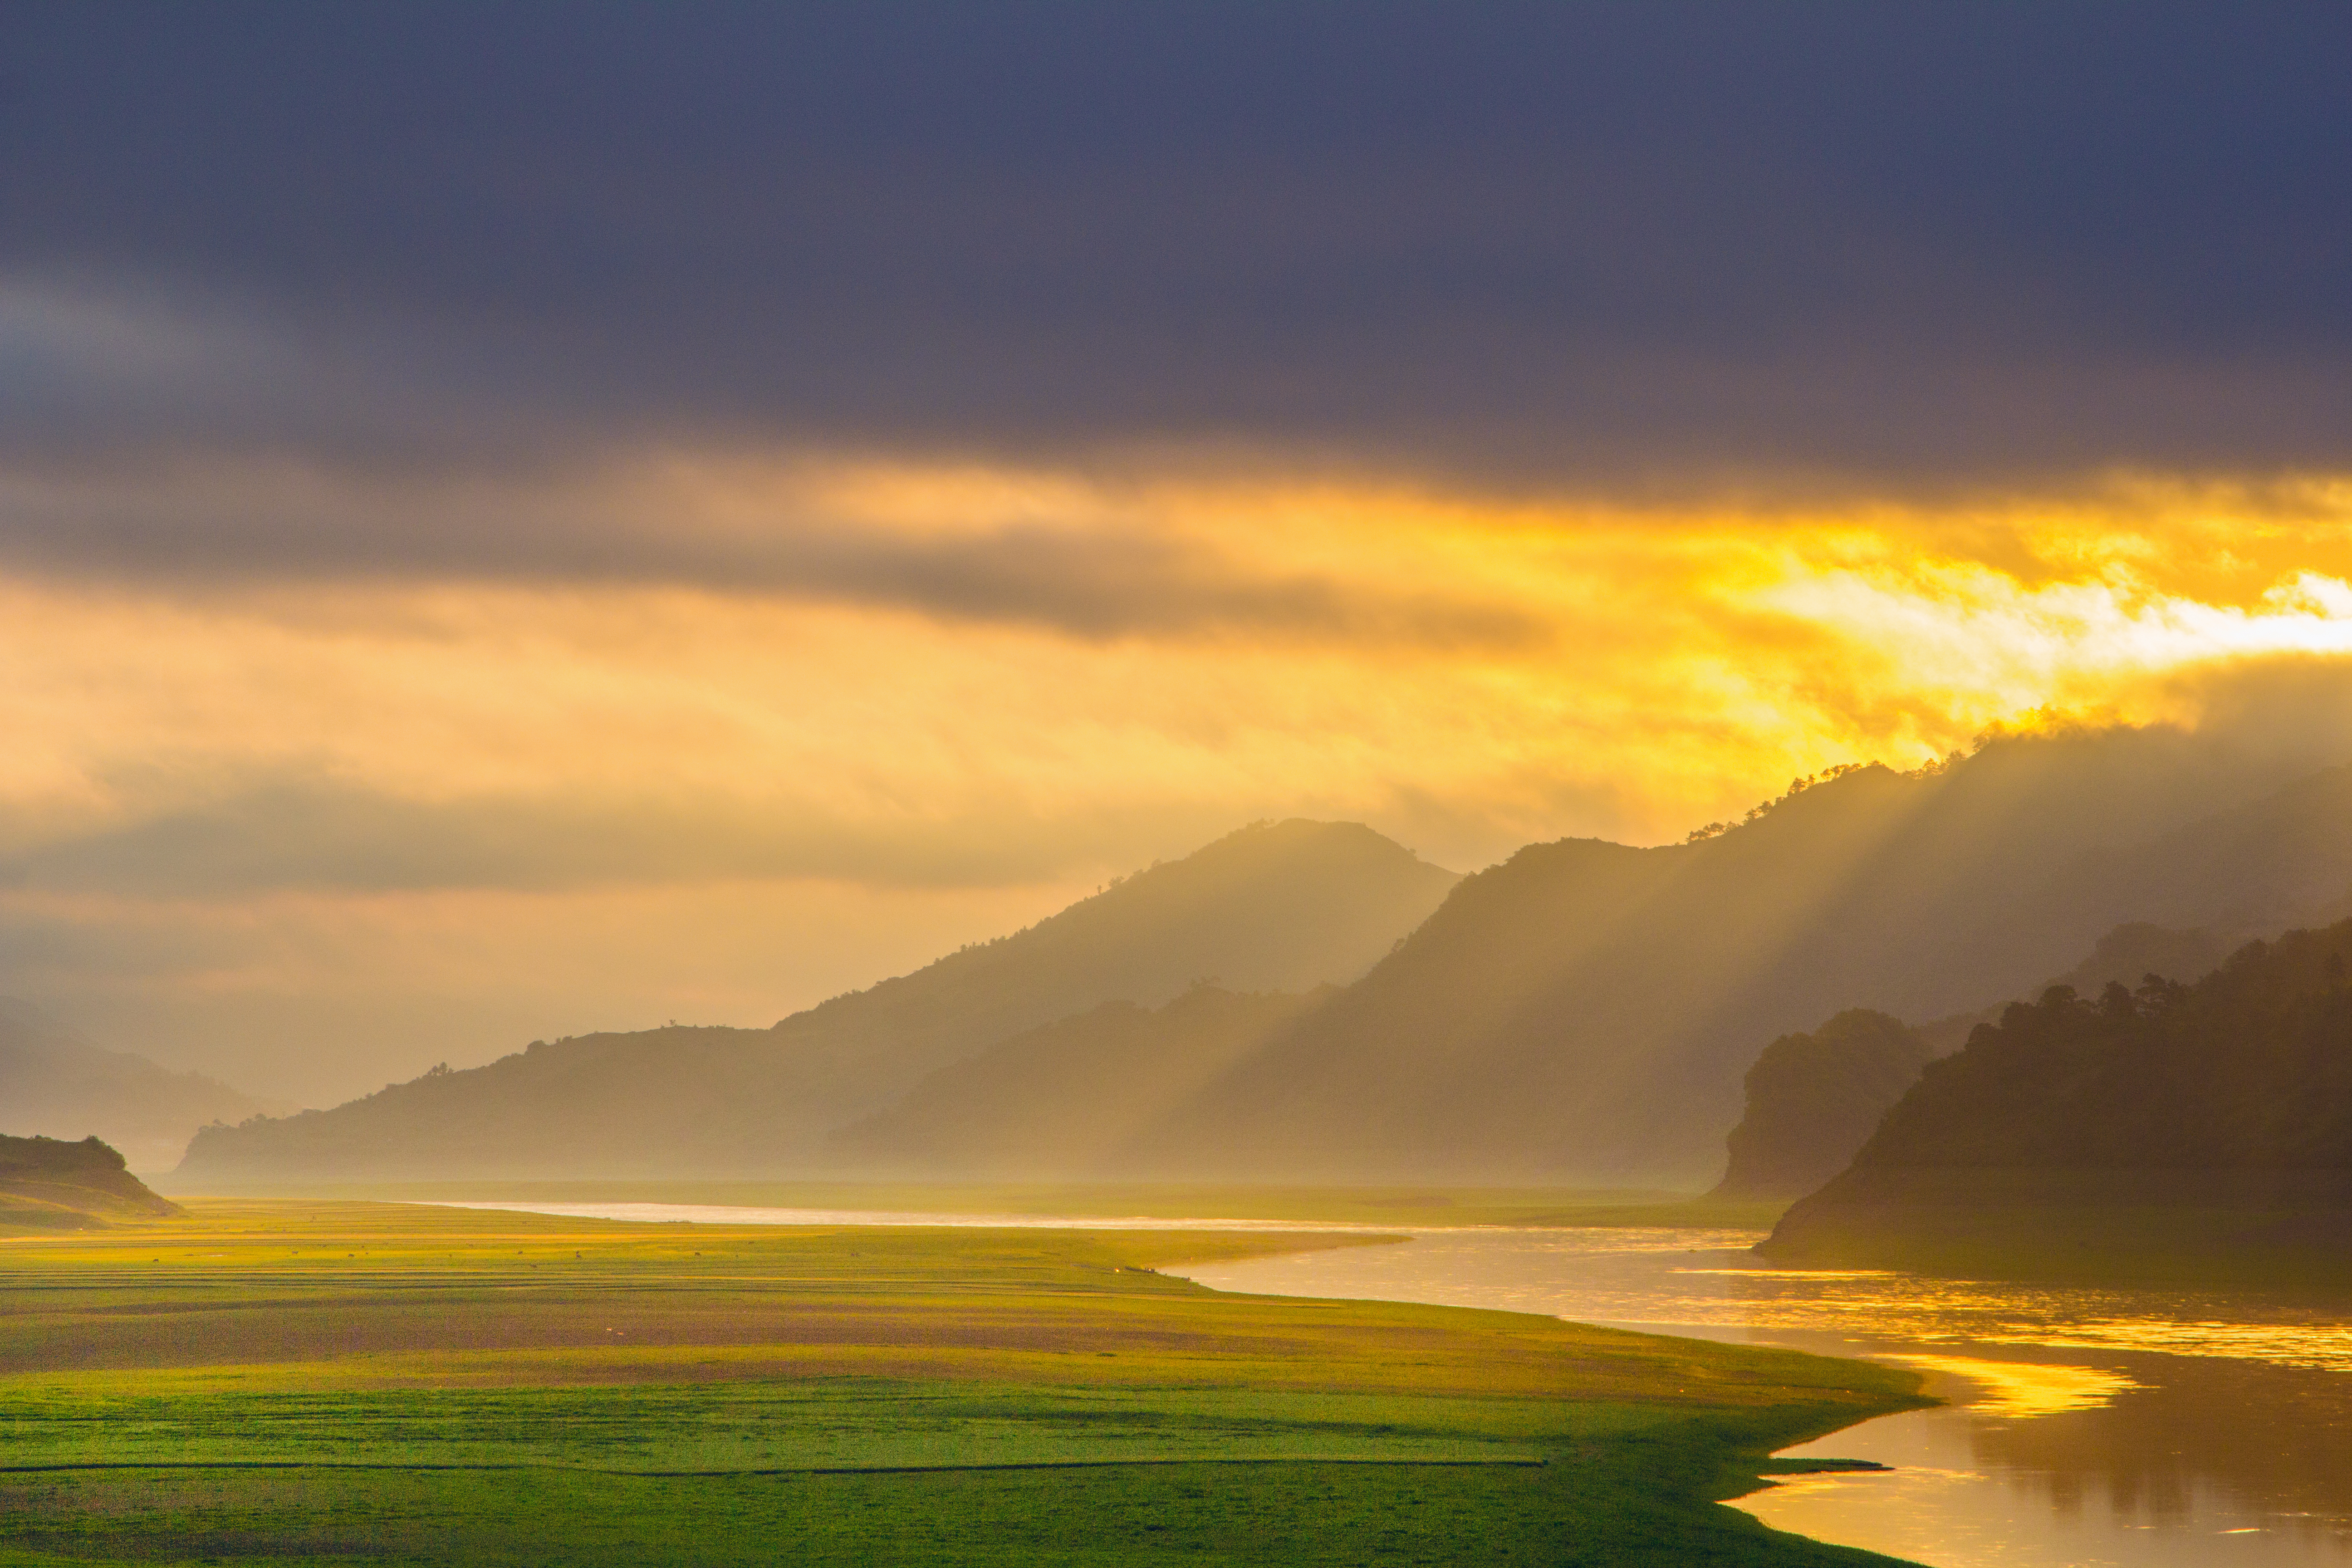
[0,1201,1922,1564]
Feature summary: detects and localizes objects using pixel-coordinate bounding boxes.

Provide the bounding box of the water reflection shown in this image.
[1176,1229,2352,1567]
[1880,1355,2137,1417]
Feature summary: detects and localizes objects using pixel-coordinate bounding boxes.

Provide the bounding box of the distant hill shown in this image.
[0,1134,181,1231]
[828,985,1330,1178]
[1709,1011,1937,1200]
[1761,920,2352,1281]
[0,1001,278,1173]
[171,820,1458,1185]
[1132,731,2352,1183]
[168,728,2352,1191]
[1913,922,2231,1054]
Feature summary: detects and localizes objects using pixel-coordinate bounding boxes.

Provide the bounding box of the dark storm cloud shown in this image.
[0,464,1541,645]
[4,2,2350,497]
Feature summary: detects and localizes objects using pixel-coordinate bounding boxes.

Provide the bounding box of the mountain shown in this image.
[1760,921,2352,1281]
[827,985,1330,1178]
[1708,1011,1936,1200]
[759,819,1455,1089]
[0,1134,181,1231]
[0,1001,278,1172]
[1132,729,2352,1183]
[170,820,1458,1184]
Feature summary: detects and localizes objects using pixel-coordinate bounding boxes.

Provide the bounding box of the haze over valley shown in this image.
[11,9,2352,1565]
[163,696,2352,1192]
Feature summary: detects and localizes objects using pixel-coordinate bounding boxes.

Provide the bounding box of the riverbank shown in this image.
[1759,1167,2352,1289]
[0,1199,1922,1565]
[1176,1222,2352,1565]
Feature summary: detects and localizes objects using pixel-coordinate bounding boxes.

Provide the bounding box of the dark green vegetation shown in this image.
[0,999,274,1174]
[1712,926,2220,1213]
[828,985,1332,1176]
[0,1135,179,1231]
[173,821,1455,1185]
[1711,1012,1936,1200]
[1709,921,2230,1199]
[0,1203,1924,1565]
[1764,919,2352,1284]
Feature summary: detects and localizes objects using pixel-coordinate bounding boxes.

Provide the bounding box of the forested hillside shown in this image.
[0,1135,181,1231]
[1713,923,2234,1196]
[1764,920,2352,1275]
[1710,1011,1936,1199]
[1823,929,2352,1171]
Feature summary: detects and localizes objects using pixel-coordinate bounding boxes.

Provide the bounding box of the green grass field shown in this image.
[0,1201,1923,1565]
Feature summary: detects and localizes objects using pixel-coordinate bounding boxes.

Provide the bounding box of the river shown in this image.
[445,1203,2352,1565]
[1178,1227,2352,1568]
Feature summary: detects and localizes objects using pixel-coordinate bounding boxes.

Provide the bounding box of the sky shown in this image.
[5,2,2352,1103]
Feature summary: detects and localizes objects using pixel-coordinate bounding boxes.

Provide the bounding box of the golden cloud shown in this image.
[8,454,2352,1097]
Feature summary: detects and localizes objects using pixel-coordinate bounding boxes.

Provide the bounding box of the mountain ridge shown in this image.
[0,1002,279,1173]
[1126,733,2352,1182]
[170,819,1458,1185]
[827,984,1333,1178]
[171,724,2352,1191]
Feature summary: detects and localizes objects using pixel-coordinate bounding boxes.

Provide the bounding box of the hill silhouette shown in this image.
[828,985,1331,1178]
[1709,1011,1936,1200]
[843,918,2241,1189]
[169,725,2352,1190]
[0,1001,276,1173]
[0,1134,181,1231]
[1132,730,2352,1182]
[1763,920,2352,1278]
[171,820,1456,1184]
[1715,923,2235,1198]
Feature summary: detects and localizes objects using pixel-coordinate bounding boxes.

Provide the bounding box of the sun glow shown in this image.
[8,454,2352,1092]
[10,461,2352,858]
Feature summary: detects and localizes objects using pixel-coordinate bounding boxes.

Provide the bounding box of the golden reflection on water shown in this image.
[1551,1229,2352,1377]
[1179,1225,2352,1567]
[1999,1319,2352,1374]
[1189,1225,2352,1377]
[1880,1354,2139,1416]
